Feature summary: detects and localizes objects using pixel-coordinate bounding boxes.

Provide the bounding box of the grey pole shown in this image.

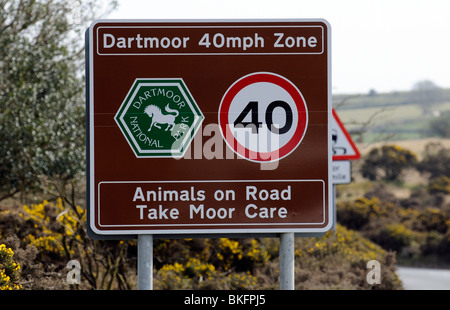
[279,232,295,290]
[138,234,153,290]
[332,184,337,231]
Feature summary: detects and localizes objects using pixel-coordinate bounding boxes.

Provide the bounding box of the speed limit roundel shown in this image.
[219,72,308,162]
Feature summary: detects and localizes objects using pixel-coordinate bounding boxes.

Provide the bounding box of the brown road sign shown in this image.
[87,19,332,237]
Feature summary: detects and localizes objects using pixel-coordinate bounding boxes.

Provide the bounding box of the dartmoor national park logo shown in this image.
[115,78,204,158]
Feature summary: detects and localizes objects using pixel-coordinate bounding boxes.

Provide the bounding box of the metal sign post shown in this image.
[279,232,295,290]
[137,235,153,290]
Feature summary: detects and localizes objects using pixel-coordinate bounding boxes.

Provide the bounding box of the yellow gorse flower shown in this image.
[20,198,86,257]
[0,244,22,290]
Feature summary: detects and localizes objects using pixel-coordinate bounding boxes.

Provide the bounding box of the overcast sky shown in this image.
[107,0,450,94]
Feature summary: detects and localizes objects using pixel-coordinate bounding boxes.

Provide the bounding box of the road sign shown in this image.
[331,109,361,161]
[332,161,351,184]
[87,19,331,237]
[219,72,308,162]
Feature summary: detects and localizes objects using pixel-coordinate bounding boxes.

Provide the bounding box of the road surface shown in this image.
[397,267,450,290]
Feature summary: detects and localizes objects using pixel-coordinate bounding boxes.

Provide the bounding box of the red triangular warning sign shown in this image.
[332,109,361,160]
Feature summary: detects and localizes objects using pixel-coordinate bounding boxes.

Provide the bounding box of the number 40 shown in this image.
[233,100,293,134]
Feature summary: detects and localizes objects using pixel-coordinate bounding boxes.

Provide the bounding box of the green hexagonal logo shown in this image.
[114,78,204,158]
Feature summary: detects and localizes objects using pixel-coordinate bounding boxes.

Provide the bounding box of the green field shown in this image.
[333,89,450,143]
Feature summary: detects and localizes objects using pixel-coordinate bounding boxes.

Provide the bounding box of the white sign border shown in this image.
[93,179,326,235]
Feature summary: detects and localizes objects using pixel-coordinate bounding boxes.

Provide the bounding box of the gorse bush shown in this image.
[417,208,449,234]
[296,224,382,264]
[428,176,450,195]
[417,142,450,179]
[361,145,417,181]
[372,224,415,252]
[337,186,450,265]
[153,237,269,289]
[0,198,137,289]
[337,197,395,230]
[0,244,22,290]
[154,224,401,290]
[295,224,401,290]
[20,198,83,261]
[0,198,403,289]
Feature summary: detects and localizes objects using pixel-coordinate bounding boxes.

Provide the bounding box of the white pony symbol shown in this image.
[144,104,179,132]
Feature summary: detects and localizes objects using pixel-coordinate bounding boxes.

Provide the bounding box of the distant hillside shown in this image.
[333,88,450,143]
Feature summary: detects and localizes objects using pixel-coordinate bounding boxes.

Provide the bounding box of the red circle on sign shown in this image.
[219,72,308,162]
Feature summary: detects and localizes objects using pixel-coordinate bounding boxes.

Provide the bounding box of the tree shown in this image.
[368,89,377,97]
[429,111,450,138]
[410,80,443,114]
[361,145,417,181]
[0,0,145,291]
[0,0,116,201]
